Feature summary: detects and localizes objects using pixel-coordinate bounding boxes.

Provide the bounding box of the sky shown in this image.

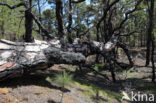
[43,0,90,10]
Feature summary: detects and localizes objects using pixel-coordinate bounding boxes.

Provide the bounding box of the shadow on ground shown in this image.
[0,69,70,93]
[0,64,155,103]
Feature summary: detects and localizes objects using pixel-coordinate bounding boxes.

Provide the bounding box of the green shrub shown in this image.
[54,70,73,87]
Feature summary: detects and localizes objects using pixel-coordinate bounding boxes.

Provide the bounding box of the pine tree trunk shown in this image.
[151,39,155,82]
[145,0,155,66]
[56,0,64,38]
[0,39,85,81]
[24,0,34,42]
[67,0,73,43]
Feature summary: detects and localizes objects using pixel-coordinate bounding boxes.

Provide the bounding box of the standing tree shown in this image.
[24,0,34,42]
[148,0,155,82]
[55,0,64,39]
[67,0,73,43]
[145,0,155,66]
[0,0,25,41]
[42,9,55,33]
[0,0,34,42]
[0,0,54,42]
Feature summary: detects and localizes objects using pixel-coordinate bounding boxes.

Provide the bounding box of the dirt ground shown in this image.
[0,48,156,103]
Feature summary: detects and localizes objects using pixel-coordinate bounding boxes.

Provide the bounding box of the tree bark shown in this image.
[24,0,34,42]
[67,0,73,43]
[0,1,34,42]
[151,38,155,82]
[24,10,34,42]
[145,0,155,66]
[37,0,42,37]
[56,0,64,38]
[0,39,85,81]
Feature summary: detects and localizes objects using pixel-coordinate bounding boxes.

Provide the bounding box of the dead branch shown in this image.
[0,2,26,9]
[113,0,143,32]
[71,0,85,3]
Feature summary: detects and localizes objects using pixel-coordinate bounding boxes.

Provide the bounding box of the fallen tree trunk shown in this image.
[0,39,85,81]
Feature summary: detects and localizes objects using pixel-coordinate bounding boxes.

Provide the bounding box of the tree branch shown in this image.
[71,0,85,3]
[0,2,26,9]
[97,0,120,28]
[30,12,54,39]
[113,0,143,32]
[116,31,139,36]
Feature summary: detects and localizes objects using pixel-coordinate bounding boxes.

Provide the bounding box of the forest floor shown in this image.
[0,48,156,103]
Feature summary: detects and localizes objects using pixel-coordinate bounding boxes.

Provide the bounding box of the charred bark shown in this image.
[56,0,64,38]
[0,37,133,81]
[151,38,155,82]
[24,10,34,42]
[24,0,34,42]
[49,35,133,82]
[67,0,73,43]
[116,42,133,67]
[0,39,85,81]
[145,0,155,66]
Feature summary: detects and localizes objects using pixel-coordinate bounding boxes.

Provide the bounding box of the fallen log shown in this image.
[63,38,133,68]
[0,39,85,81]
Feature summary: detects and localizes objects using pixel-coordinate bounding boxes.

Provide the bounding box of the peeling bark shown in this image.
[0,39,85,81]
[0,37,133,81]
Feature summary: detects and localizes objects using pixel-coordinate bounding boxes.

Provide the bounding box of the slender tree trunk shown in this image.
[1,20,5,37]
[140,31,143,47]
[144,32,146,47]
[38,0,42,27]
[37,0,42,34]
[24,0,34,42]
[96,26,100,41]
[1,7,5,37]
[151,0,155,82]
[151,38,155,82]
[67,0,73,43]
[109,59,116,82]
[133,36,136,47]
[56,0,64,39]
[95,26,100,63]
[76,30,79,38]
[145,0,154,66]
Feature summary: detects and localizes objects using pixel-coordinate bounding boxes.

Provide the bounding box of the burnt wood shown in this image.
[0,39,85,81]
